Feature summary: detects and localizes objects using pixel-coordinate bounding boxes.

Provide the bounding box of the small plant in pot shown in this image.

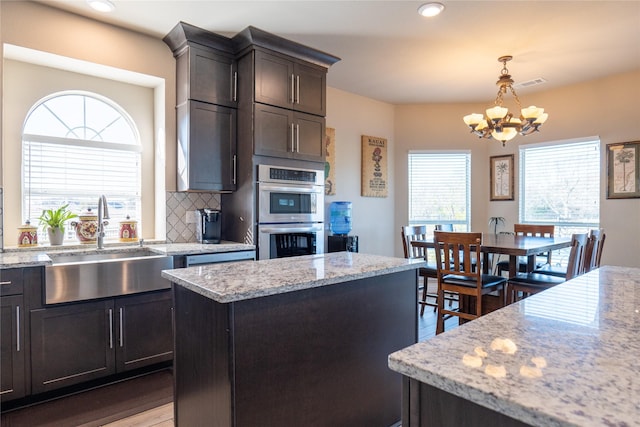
[38,204,77,246]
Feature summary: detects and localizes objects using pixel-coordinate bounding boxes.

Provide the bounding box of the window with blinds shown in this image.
[22,92,141,243]
[519,138,600,236]
[408,151,470,232]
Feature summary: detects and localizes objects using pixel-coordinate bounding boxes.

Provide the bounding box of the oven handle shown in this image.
[259,224,324,234]
[258,183,323,194]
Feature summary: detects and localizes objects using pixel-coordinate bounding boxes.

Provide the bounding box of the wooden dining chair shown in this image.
[535,229,605,277]
[401,225,439,316]
[584,228,606,273]
[495,224,555,276]
[506,233,588,304]
[433,231,507,334]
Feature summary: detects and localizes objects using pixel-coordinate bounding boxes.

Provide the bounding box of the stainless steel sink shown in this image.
[45,249,173,304]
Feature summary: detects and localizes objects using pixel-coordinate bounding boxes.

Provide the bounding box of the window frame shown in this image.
[407,150,471,233]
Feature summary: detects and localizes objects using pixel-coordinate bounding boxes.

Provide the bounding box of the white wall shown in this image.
[325,87,396,256]
[394,71,640,267]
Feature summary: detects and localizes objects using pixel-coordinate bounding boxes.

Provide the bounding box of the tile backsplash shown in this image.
[165,191,221,243]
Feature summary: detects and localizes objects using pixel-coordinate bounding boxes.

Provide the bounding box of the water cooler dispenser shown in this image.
[328,201,358,253]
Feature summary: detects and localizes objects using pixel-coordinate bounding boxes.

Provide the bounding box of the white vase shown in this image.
[48,227,65,246]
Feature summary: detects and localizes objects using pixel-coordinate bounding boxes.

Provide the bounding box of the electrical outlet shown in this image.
[185,210,196,224]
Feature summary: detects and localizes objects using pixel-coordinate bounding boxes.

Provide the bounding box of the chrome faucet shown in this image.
[97,195,110,249]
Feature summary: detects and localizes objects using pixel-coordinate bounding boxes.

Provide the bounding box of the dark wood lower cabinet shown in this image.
[115,291,173,372]
[30,290,173,395]
[402,378,529,427]
[173,270,417,427]
[1,295,26,401]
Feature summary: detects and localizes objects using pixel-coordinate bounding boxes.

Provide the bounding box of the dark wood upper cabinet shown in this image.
[177,100,237,191]
[254,49,327,116]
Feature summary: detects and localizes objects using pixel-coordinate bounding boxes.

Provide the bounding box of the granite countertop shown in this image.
[162,252,425,303]
[0,241,255,269]
[388,265,640,427]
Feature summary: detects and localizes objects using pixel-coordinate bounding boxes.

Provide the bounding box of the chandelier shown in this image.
[463,56,548,146]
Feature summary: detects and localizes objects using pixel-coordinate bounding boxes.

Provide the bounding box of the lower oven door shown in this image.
[258,223,325,260]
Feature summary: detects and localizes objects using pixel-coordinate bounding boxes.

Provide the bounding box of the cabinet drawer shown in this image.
[0,269,23,296]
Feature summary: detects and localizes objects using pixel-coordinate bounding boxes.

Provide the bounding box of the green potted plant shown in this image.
[38,204,77,245]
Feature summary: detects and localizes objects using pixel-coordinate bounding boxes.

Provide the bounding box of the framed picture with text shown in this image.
[607,141,640,199]
[490,154,514,201]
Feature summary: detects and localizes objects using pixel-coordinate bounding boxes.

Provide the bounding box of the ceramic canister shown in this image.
[17,220,38,247]
[71,208,99,244]
[119,215,138,242]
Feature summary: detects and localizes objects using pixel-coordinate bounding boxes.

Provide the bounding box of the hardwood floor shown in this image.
[0,283,458,427]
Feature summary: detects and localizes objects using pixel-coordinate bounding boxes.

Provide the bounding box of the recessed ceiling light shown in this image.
[418,2,445,17]
[87,0,115,13]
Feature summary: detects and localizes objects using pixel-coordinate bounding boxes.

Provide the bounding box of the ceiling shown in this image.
[36,0,640,105]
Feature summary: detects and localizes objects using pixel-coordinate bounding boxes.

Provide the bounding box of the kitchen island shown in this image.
[161,252,424,427]
[389,265,640,427]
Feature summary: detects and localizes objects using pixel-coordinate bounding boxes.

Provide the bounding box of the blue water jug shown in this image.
[330,201,352,235]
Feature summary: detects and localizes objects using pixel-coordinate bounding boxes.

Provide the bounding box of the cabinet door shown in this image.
[1,295,26,401]
[30,300,115,394]
[181,45,237,107]
[254,103,294,159]
[115,291,173,372]
[294,61,326,116]
[294,112,326,162]
[178,100,237,192]
[254,50,294,110]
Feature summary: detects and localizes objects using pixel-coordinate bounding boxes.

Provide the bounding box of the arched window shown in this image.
[22,91,142,243]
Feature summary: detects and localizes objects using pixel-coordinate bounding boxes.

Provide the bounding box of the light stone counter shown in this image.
[162,252,425,303]
[0,241,255,269]
[388,265,640,427]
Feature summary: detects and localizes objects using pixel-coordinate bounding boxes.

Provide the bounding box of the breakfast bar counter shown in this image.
[388,265,640,427]
[162,252,424,427]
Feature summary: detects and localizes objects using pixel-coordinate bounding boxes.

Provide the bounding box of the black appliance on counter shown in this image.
[196,208,222,244]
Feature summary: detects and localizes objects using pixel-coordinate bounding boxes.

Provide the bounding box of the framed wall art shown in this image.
[325,127,336,195]
[361,135,388,197]
[607,141,640,199]
[490,154,514,201]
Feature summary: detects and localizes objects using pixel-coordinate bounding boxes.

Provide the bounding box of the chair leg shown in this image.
[419,278,428,316]
[436,287,445,335]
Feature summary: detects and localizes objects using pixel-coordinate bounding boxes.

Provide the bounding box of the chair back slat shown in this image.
[583,229,606,273]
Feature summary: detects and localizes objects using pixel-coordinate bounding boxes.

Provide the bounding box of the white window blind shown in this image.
[22,92,141,243]
[519,138,600,233]
[408,151,470,231]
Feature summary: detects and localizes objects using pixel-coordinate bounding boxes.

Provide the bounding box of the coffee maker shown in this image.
[195,209,222,244]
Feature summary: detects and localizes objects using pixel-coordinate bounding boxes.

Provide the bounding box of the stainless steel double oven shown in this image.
[257,164,324,260]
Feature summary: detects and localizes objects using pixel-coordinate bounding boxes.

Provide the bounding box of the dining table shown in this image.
[411,233,573,278]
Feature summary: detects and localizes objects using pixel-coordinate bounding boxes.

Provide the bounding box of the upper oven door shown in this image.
[258,182,324,224]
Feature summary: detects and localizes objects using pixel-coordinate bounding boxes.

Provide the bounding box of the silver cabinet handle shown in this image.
[295,75,300,104]
[0,281,12,285]
[16,305,21,352]
[108,308,113,349]
[233,154,237,185]
[233,71,238,102]
[290,74,295,104]
[296,124,300,152]
[119,307,124,347]
[290,123,295,152]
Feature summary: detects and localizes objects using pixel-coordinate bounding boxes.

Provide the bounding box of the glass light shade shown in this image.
[491,127,518,142]
[476,120,488,131]
[463,113,484,126]
[486,106,508,121]
[521,105,543,119]
[418,2,445,17]
[87,0,115,12]
[534,112,549,124]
